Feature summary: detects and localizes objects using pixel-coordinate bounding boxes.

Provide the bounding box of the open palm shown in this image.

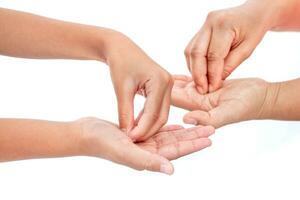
[171,75,268,128]
[79,117,214,175]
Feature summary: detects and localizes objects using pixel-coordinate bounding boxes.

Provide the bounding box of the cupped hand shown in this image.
[76,117,214,175]
[104,32,173,142]
[171,75,269,128]
[184,1,276,93]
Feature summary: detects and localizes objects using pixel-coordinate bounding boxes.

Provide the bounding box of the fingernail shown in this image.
[184,118,198,125]
[160,163,173,175]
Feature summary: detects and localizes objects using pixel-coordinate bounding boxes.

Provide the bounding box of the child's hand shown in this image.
[184,0,279,93]
[75,117,214,175]
[104,32,173,142]
[171,75,271,128]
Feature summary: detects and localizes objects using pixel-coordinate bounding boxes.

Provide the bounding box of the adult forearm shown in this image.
[259,78,300,120]
[245,0,300,31]
[0,7,115,62]
[0,119,83,162]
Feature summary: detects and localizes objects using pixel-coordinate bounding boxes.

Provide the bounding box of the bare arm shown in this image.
[0,7,174,141]
[0,119,83,161]
[0,118,214,175]
[260,78,300,120]
[269,0,300,31]
[0,7,109,61]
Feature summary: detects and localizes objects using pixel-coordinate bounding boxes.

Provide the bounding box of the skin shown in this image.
[171,75,300,128]
[185,0,300,94]
[0,117,214,175]
[0,7,172,141]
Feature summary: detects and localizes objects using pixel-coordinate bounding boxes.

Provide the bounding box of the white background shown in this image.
[1,0,300,199]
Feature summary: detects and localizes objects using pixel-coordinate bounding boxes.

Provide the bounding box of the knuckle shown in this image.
[207,11,228,27]
[190,48,205,58]
[158,71,172,86]
[118,112,130,122]
[142,154,156,171]
[207,51,222,62]
[184,48,191,57]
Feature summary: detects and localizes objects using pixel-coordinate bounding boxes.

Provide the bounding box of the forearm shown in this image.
[259,78,300,120]
[246,0,300,31]
[0,7,116,62]
[0,119,84,162]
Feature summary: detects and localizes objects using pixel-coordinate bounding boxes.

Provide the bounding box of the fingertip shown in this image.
[203,125,215,135]
[160,160,174,175]
[208,79,223,93]
[183,117,198,125]
[196,86,205,94]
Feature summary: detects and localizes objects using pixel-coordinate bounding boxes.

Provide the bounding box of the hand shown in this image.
[171,75,270,128]
[75,117,214,175]
[184,0,279,94]
[104,32,173,141]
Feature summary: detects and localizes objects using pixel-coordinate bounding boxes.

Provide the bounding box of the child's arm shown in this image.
[0,117,214,175]
[0,8,173,141]
[0,119,83,161]
[0,7,108,60]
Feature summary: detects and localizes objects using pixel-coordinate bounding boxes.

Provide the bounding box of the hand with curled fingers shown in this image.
[184,0,282,94]
[105,32,173,142]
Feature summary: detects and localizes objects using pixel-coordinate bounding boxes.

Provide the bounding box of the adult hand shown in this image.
[76,117,214,175]
[171,75,271,128]
[184,0,278,94]
[104,32,173,141]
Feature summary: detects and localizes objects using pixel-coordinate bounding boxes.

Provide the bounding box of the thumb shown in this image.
[223,42,254,79]
[121,144,174,175]
[183,109,224,128]
[116,88,135,133]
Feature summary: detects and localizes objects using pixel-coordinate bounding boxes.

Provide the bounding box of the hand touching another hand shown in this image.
[171,75,279,128]
[184,0,281,94]
[76,117,214,175]
[105,32,173,142]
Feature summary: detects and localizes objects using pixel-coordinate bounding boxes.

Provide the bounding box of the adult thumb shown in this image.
[223,42,253,79]
[183,110,223,128]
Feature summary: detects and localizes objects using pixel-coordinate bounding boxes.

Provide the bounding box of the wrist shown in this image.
[96,28,129,66]
[71,117,104,158]
[256,81,281,120]
[244,0,287,31]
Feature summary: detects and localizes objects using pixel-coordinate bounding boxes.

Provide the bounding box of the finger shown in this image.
[158,125,184,133]
[189,26,212,94]
[116,86,135,132]
[222,41,254,79]
[206,29,234,92]
[120,144,174,175]
[154,126,215,146]
[183,108,226,128]
[136,82,172,141]
[172,74,193,82]
[128,80,169,141]
[174,125,214,140]
[158,138,212,160]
